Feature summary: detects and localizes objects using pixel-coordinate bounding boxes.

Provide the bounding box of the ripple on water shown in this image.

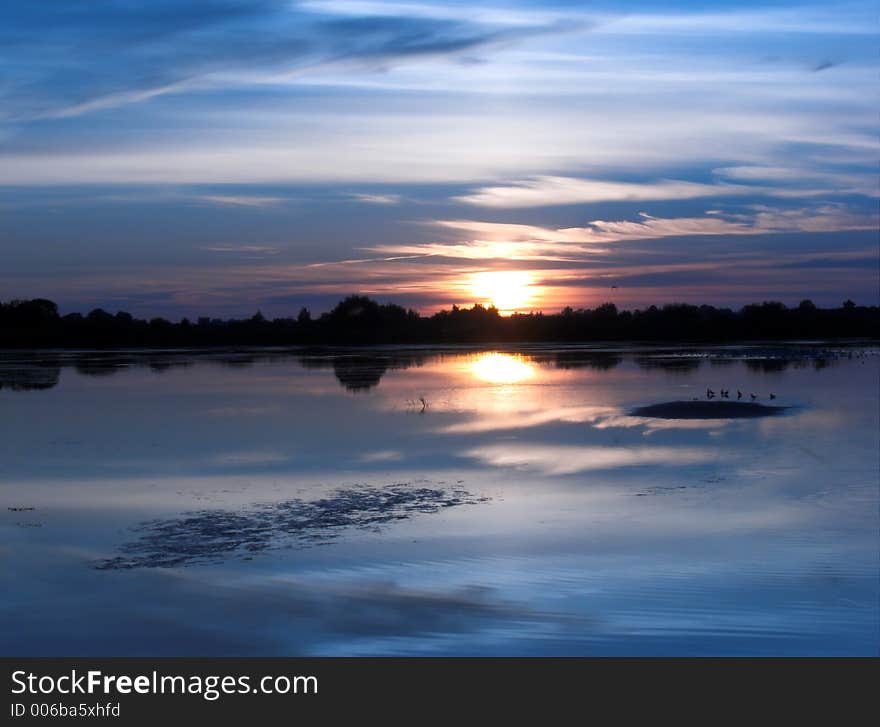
[95,483,489,570]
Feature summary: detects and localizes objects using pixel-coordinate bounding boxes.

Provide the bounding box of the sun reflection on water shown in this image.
[470,353,535,385]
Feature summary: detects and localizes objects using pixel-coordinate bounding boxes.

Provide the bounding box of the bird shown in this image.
[750,393,757,401]
[706,388,715,399]
[769,393,776,400]
[737,390,742,400]
[721,389,729,398]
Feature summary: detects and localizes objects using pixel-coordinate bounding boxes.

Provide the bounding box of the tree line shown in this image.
[0,295,877,347]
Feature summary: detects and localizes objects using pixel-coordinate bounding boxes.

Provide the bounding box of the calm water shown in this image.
[1,344,877,655]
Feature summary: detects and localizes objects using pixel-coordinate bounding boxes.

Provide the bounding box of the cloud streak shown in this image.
[456,174,878,209]
[196,195,285,208]
[456,177,755,208]
[369,206,878,262]
[1,0,564,121]
[348,193,402,205]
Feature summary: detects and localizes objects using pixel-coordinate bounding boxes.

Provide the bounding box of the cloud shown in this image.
[456,176,756,208]
[455,173,878,209]
[210,449,292,466]
[196,195,285,208]
[597,7,877,36]
[368,206,878,262]
[200,244,280,255]
[712,166,875,197]
[304,2,877,37]
[349,193,402,205]
[2,90,876,186]
[7,220,877,320]
[2,0,876,192]
[813,60,837,72]
[1,0,563,120]
[299,1,573,27]
[359,450,403,462]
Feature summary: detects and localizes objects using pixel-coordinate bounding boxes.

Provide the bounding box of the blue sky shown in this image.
[1,0,877,317]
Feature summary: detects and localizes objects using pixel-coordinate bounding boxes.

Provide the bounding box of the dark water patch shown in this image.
[95,484,488,570]
[635,356,703,373]
[535,351,623,371]
[147,359,194,373]
[631,401,788,419]
[73,353,139,376]
[712,347,847,373]
[332,356,389,391]
[298,352,429,392]
[708,358,738,368]
[0,362,60,391]
[744,358,791,373]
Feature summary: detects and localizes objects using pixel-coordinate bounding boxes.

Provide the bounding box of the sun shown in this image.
[469,271,535,314]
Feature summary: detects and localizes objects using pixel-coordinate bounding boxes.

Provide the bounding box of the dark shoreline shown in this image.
[0,338,876,354]
[2,295,877,349]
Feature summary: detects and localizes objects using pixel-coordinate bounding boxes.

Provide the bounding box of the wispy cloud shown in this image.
[348,193,402,205]
[455,176,753,208]
[368,206,878,262]
[596,7,877,35]
[456,173,878,209]
[196,195,285,208]
[1,0,565,121]
[812,60,837,72]
[200,244,280,255]
[359,450,403,462]
[210,450,292,466]
[712,165,875,196]
[305,2,877,36]
[299,1,574,27]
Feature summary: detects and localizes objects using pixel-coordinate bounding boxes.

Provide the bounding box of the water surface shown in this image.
[1,344,877,655]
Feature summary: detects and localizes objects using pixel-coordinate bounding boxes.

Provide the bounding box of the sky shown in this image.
[1,0,877,318]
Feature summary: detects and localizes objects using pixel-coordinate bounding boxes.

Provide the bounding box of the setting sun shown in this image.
[469,271,535,314]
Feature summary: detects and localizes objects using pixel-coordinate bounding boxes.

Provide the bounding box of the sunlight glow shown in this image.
[470,353,535,385]
[469,270,535,313]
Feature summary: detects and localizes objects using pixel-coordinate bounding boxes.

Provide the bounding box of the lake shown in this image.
[1,344,877,655]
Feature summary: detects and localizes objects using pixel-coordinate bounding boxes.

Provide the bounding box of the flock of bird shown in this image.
[704,388,775,401]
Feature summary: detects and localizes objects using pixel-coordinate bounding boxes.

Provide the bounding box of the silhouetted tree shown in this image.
[0,296,877,348]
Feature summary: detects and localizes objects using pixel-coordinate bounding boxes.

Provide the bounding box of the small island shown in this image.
[631,401,789,419]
